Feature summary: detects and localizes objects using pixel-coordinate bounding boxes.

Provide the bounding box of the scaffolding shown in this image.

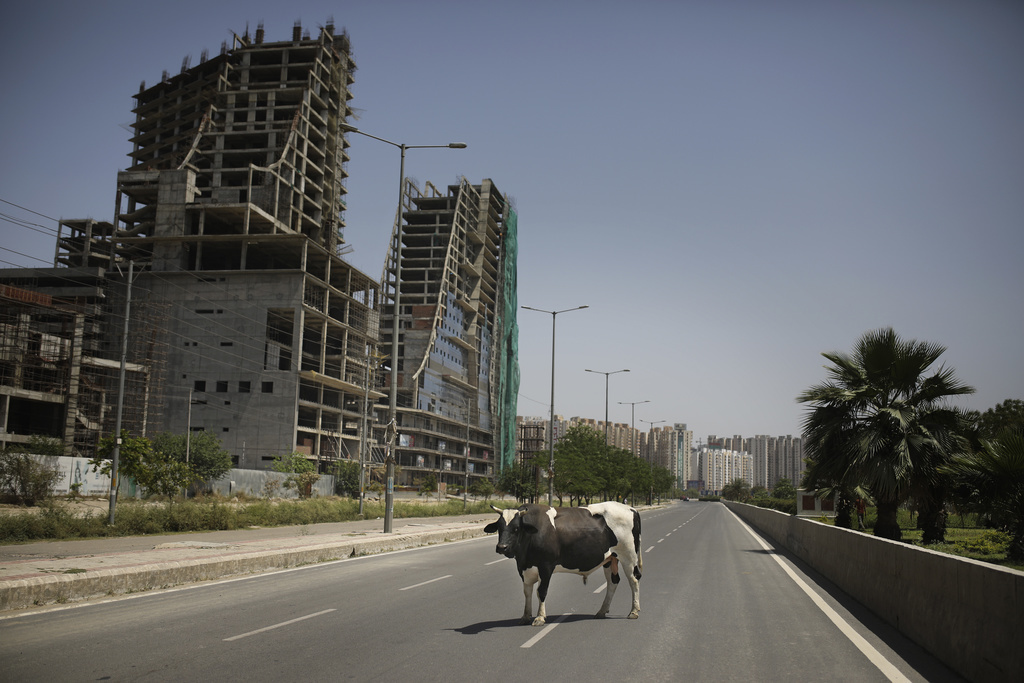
[0,273,168,459]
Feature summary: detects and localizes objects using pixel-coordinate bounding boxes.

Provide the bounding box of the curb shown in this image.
[0,525,488,613]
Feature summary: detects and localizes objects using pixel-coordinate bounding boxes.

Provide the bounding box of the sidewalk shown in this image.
[0,512,494,614]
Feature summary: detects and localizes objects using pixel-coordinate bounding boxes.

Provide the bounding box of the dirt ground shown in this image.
[0,498,112,516]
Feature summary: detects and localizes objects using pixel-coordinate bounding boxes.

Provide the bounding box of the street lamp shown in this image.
[640,418,666,505]
[618,400,650,457]
[342,123,466,532]
[522,304,589,505]
[584,368,628,445]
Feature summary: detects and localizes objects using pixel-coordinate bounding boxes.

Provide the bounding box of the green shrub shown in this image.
[0,449,63,505]
[953,530,1010,556]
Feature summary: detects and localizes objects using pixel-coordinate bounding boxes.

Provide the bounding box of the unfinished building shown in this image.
[384,178,519,489]
[1,22,384,468]
[0,270,164,457]
[2,21,520,479]
[106,21,384,468]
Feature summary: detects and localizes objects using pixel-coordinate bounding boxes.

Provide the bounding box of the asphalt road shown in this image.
[0,502,964,682]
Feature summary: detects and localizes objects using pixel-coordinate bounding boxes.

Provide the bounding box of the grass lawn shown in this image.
[837,508,1024,573]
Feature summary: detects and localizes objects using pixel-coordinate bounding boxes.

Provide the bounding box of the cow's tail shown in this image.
[632,509,643,580]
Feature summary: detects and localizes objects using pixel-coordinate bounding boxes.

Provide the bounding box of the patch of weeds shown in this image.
[62,568,87,574]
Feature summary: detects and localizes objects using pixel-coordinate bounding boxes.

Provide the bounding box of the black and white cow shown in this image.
[484,502,642,626]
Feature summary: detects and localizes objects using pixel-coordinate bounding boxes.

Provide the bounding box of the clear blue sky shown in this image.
[2,1,1021,440]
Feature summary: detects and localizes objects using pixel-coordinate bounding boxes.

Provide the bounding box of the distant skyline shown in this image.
[2,1,1021,439]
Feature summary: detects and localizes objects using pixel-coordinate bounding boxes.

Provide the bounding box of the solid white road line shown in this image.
[224,609,336,641]
[729,511,910,683]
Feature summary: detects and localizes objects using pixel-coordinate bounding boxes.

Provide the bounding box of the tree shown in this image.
[976,399,1024,440]
[721,478,750,501]
[470,477,495,501]
[333,460,361,497]
[91,431,155,490]
[496,463,538,503]
[271,452,320,498]
[652,465,675,502]
[150,431,232,483]
[798,328,974,541]
[943,430,1024,562]
[418,473,438,497]
[772,478,796,500]
[92,431,197,503]
[604,447,646,504]
[553,424,607,505]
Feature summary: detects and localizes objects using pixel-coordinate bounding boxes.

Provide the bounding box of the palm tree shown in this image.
[798,328,974,541]
[721,478,750,502]
[944,431,1024,561]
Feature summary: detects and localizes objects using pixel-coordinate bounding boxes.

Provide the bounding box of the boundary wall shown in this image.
[723,500,1023,683]
[20,457,336,500]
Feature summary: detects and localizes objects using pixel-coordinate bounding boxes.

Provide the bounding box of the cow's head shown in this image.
[484,505,534,558]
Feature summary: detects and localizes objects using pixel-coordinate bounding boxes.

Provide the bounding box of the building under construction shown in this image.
[0,269,165,458]
[384,178,519,489]
[1,20,520,482]
[2,22,383,467]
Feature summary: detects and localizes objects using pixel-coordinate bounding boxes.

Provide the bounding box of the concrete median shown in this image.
[0,523,488,613]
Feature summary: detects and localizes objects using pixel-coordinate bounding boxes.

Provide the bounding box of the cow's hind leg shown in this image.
[621,553,641,619]
[595,556,619,618]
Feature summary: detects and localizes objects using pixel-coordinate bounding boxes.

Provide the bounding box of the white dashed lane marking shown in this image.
[224,609,336,642]
[399,575,452,591]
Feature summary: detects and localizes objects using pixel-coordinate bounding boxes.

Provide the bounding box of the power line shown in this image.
[0,197,61,223]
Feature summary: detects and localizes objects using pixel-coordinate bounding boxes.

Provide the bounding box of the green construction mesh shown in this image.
[498,207,519,471]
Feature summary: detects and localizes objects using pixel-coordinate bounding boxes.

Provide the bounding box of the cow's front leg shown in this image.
[596,556,619,618]
[520,567,539,625]
[533,566,554,626]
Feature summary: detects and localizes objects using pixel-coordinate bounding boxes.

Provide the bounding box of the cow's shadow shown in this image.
[451,613,596,635]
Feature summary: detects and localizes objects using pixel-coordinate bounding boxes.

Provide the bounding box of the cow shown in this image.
[484,502,642,626]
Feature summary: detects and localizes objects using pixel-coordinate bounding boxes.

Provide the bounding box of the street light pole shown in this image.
[342,123,466,532]
[522,305,589,506]
[618,400,650,457]
[640,418,666,505]
[584,368,628,445]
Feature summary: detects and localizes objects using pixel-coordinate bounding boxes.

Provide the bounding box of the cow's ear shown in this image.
[484,521,500,534]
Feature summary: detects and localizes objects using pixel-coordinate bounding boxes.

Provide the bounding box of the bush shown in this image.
[0,496,500,544]
[752,497,797,515]
[0,448,64,505]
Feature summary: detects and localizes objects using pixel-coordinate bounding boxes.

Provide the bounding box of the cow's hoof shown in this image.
[627,610,640,620]
[594,612,607,619]
[531,617,546,627]
[519,616,533,625]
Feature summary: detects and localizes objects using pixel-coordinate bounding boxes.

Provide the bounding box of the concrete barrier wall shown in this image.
[204,468,335,499]
[723,501,1024,683]
[22,457,335,500]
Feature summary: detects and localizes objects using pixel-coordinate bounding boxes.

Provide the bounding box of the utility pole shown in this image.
[107,260,133,525]
[463,398,471,510]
